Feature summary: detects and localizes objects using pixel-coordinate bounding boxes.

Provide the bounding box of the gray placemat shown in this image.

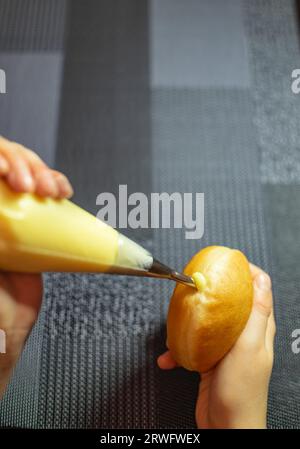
[0,0,67,51]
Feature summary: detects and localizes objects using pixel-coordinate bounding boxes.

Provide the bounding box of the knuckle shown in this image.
[254,297,272,318]
[13,143,28,155]
[24,147,40,160]
[264,273,272,289]
[2,139,17,153]
[26,148,47,168]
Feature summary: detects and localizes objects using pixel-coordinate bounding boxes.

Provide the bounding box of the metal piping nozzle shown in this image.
[148,258,196,288]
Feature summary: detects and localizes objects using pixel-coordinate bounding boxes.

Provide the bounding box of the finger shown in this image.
[249,263,275,335]
[0,137,36,191]
[249,263,264,280]
[6,153,35,192]
[0,154,9,175]
[20,148,60,198]
[14,146,73,199]
[265,307,276,354]
[52,170,74,198]
[0,286,16,330]
[20,146,47,174]
[157,351,178,370]
[4,149,35,192]
[238,272,273,349]
[34,168,60,198]
[5,273,43,310]
[0,136,73,198]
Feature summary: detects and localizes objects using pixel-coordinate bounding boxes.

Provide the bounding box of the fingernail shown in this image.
[23,173,34,190]
[255,273,271,291]
[43,172,59,196]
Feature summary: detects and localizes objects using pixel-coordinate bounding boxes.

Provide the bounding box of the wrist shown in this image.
[204,416,267,429]
[202,404,267,429]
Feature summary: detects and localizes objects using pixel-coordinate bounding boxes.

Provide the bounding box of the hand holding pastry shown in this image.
[158,247,275,429]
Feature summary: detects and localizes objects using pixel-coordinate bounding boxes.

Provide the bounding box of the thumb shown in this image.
[238,272,273,348]
[157,350,178,370]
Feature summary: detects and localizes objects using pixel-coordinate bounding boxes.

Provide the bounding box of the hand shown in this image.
[0,273,42,398]
[158,264,276,429]
[0,136,73,398]
[0,135,73,198]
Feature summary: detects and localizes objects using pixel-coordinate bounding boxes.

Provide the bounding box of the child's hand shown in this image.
[158,264,276,429]
[0,136,74,399]
[0,135,73,198]
[0,273,43,398]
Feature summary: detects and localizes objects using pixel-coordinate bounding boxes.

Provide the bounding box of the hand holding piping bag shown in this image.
[0,136,73,398]
[158,263,276,429]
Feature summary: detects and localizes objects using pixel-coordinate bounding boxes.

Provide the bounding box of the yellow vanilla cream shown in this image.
[0,179,153,273]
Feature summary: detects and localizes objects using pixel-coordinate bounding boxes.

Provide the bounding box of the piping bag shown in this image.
[0,179,195,288]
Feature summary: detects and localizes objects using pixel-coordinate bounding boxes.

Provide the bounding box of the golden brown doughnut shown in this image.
[167,246,253,373]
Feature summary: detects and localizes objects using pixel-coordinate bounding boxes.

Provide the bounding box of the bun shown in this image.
[167,246,253,373]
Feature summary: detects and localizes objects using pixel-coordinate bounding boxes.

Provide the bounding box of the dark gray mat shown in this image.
[245,0,300,426]
[55,0,151,240]
[0,53,63,166]
[150,0,250,88]
[263,185,300,428]
[38,271,157,428]
[245,0,300,184]
[0,0,66,51]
